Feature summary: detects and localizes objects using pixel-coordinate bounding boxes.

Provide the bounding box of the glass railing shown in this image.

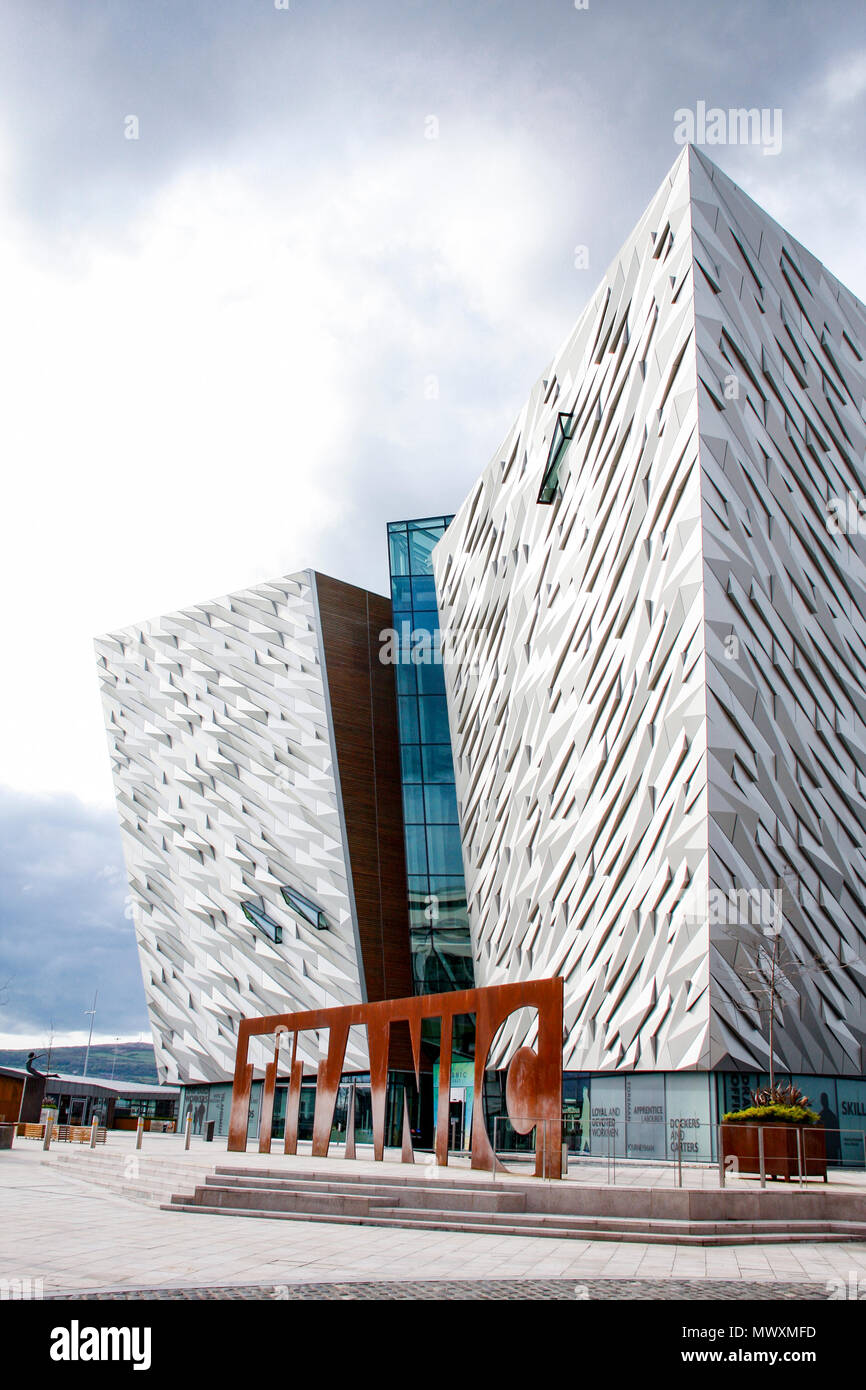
[489,1115,866,1186]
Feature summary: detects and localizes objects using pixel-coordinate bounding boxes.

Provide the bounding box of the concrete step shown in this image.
[159,1201,866,1244]
[213,1165,509,1195]
[44,1152,218,1206]
[370,1204,866,1237]
[185,1184,394,1217]
[203,1173,527,1213]
[165,1168,866,1244]
[49,1152,216,1177]
[53,1151,864,1242]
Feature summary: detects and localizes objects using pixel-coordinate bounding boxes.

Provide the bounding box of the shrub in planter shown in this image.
[721,1084,826,1181]
[723,1104,819,1125]
[751,1083,810,1109]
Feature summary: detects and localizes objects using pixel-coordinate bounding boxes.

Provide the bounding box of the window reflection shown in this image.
[388,515,476,1011]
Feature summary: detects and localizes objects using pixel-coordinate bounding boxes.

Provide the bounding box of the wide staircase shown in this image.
[44,1147,218,1206]
[163,1164,866,1246]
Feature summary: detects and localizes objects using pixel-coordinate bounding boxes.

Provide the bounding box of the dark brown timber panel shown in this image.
[314,573,414,1006]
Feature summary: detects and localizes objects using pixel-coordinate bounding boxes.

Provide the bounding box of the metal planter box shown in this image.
[721,1121,826,1182]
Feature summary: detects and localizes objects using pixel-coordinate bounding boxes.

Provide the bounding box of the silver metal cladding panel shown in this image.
[435,146,866,1077]
[435,149,711,1072]
[689,149,866,1074]
[96,570,368,1084]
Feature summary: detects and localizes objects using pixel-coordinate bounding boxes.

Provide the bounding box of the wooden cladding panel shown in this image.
[0,1074,23,1124]
[315,573,414,1006]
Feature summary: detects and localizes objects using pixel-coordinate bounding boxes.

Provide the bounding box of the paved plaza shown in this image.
[2,1136,866,1299]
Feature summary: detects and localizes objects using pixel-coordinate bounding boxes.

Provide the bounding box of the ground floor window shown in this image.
[178,1069,866,1168]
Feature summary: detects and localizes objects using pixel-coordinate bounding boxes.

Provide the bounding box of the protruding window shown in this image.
[537,412,576,504]
[281,885,328,931]
[241,900,282,944]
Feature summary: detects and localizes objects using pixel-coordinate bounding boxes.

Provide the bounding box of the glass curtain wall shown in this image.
[387,517,475,998]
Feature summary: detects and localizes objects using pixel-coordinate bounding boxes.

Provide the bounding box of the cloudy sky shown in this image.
[1,0,864,1045]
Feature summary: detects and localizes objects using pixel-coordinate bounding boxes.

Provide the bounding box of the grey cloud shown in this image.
[0,786,147,1039]
[3,1,861,241]
[2,0,866,1040]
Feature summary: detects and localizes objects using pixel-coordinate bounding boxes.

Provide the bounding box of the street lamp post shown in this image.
[83,991,98,1079]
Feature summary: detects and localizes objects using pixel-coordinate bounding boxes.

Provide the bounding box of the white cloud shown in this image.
[0,126,566,804]
[731,47,866,306]
[820,49,866,107]
[0,1031,145,1049]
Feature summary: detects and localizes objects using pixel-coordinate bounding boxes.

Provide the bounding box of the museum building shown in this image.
[97,147,866,1165]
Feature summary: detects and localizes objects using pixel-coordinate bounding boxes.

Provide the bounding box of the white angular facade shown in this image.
[434,147,866,1078]
[97,572,372,1083]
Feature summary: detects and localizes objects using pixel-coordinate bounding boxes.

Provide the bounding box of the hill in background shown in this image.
[0,1041,159,1086]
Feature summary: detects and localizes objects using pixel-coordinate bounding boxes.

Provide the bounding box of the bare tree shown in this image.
[724,871,851,1101]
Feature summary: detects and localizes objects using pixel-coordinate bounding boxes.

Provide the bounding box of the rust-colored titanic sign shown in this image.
[227,978,564,1178]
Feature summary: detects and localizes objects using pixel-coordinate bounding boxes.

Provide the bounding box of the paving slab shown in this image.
[2,1138,866,1298]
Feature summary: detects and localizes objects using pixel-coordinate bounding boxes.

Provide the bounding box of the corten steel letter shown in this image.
[471,977,563,1178]
[227,1018,256,1152]
[227,978,564,1178]
[435,1012,453,1166]
[258,1028,286,1155]
[401,1092,415,1164]
[283,1040,303,1156]
[367,1015,391,1161]
[344,1082,357,1160]
[367,1013,422,1159]
[311,1020,350,1157]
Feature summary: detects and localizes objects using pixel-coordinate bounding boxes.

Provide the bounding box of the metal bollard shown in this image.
[718,1124,726,1188]
[135,1116,144,1150]
[758,1126,766,1189]
[89,1118,99,1149]
[184,1109,192,1151]
[677,1121,683,1189]
[42,1118,53,1151]
[797,1126,804,1188]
